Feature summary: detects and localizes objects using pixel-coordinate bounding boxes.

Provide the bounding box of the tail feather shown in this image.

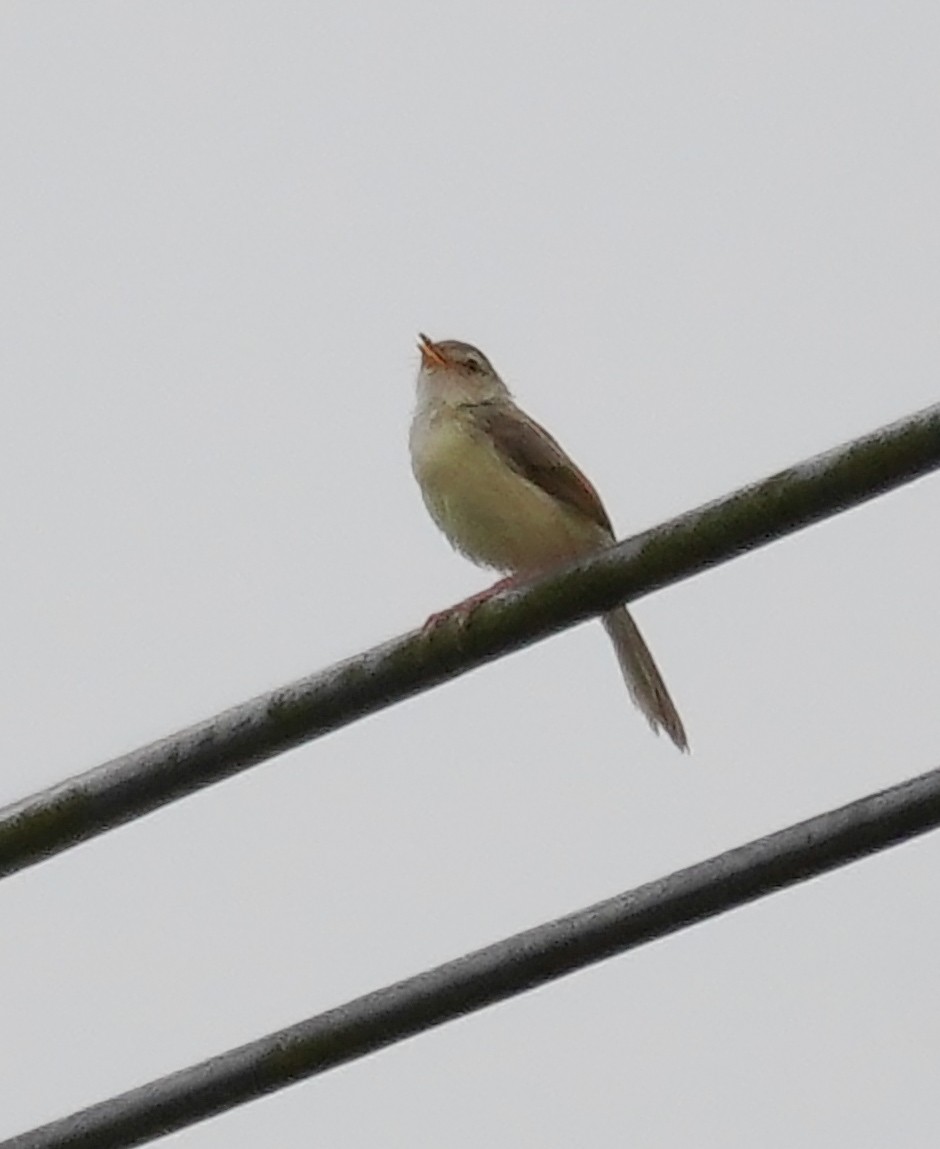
[602,607,688,752]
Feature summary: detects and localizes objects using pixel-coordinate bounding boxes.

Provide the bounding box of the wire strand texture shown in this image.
[1,400,938,880]
[6,763,940,1149]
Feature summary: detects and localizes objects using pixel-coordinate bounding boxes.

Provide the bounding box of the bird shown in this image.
[409,333,687,751]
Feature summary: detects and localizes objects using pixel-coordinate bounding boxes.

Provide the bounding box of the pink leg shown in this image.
[422,576,518,633]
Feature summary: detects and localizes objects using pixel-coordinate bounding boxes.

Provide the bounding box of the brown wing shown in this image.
[467,401,614,535]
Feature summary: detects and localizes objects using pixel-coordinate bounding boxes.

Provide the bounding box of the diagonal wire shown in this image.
[0,400,938,881]
[6,761,940,1149]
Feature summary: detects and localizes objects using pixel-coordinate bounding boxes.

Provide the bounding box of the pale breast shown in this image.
[410,407,608,574]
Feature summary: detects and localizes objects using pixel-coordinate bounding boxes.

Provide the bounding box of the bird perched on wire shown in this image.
[409,333,687,751]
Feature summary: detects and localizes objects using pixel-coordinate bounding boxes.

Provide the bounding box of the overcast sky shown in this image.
[3,3,940,1146]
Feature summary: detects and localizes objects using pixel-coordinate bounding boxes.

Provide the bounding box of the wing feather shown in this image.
[465,402,614,535]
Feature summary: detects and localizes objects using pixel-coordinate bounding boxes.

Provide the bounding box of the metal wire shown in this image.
[6,762,940,1149]
[1,400,938,880]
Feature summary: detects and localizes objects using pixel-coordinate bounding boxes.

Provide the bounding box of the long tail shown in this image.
[602,607,688,752]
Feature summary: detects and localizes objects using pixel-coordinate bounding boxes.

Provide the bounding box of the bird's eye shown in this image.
[464,358,482,373]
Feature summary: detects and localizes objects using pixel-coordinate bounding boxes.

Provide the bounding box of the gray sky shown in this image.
[2,3,940,1145]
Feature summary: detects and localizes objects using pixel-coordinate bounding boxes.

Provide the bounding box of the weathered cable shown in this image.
[0,400,937,879]
[6,761,940,1149]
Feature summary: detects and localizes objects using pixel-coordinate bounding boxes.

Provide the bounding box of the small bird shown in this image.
[409,333,688,751]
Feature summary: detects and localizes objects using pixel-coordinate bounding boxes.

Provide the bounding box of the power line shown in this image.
[6,761,940,1149]
[0,400,938,881]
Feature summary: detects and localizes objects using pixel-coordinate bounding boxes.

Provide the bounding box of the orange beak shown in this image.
[418,332,449,368]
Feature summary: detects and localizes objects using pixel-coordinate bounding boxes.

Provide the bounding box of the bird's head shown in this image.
[416,334,510,403]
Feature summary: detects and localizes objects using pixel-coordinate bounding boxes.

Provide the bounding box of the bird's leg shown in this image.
[422,576,518,633]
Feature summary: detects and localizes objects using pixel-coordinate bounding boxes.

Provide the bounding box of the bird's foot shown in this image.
[422,577,517,633]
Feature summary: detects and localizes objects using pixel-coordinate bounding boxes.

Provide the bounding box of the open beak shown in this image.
[418,332,449,368]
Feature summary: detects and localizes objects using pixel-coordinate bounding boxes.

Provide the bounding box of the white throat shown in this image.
[414,366,510,415]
